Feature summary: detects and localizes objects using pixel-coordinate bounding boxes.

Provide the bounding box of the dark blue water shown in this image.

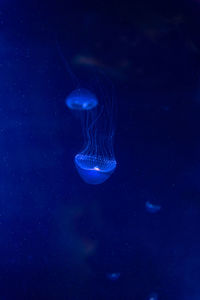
[1,0,200,299]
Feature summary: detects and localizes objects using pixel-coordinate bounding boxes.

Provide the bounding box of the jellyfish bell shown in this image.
[66,88,98,111]
[56,41,98,111]
[75,154,117,184]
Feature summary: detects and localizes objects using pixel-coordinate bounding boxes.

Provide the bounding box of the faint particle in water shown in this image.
[145,201,161,213]
[106,272,120,281]
[66,88,98,111]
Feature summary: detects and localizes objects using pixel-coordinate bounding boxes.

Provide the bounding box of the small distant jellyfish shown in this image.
[106,272,120,281]
[145,201,161,213]
[74,76,117,184]
[66,88,98,111]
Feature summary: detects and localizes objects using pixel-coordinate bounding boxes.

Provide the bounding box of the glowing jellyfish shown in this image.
[56,42,117,184]
[74,76,117,185]
[56,41,98,111]
[66,88,98,111]
[145,201,161,213]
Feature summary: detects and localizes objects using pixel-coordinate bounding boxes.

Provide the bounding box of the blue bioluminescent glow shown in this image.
[74,76,117,185]
[66,88,98,111]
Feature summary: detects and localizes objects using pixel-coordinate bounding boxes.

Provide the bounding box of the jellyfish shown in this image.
[66,88,98,111]
[56,40,98,111]
[56,41,117,184]
[74,76,117,185]
[145,201,161,213]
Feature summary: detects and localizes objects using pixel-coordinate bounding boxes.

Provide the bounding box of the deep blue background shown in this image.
[0,0,200,299]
